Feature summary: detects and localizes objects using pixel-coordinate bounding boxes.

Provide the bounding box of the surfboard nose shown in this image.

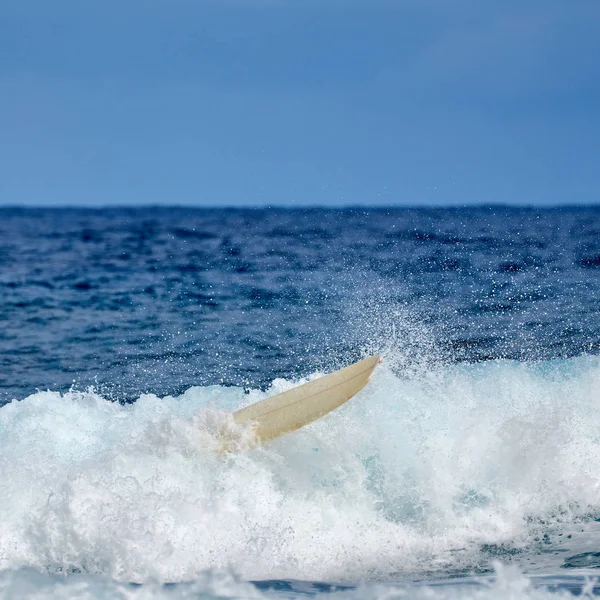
[217,355,381,453]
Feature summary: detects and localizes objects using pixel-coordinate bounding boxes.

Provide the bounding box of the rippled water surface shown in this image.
[2,206,600,402]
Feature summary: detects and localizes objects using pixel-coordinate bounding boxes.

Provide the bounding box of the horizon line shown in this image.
[1,202,599,211]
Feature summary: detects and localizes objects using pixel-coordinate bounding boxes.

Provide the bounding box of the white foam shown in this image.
[0,563,594,600]
[2,355,600,583]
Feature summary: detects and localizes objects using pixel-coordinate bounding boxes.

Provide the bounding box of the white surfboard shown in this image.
[220,355,380,451]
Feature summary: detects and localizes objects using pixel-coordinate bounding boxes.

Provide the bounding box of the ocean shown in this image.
[1,206,600,599]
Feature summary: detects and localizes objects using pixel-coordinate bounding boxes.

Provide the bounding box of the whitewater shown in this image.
[2,354,600,598]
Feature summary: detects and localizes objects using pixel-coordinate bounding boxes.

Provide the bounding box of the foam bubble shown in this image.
[1,355,600,583]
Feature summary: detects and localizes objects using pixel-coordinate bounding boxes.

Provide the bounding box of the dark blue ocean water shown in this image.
[3,206,600,600]
[2,206,600,404]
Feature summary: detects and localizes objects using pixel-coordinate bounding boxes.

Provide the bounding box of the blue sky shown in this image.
[1,0,599,207]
